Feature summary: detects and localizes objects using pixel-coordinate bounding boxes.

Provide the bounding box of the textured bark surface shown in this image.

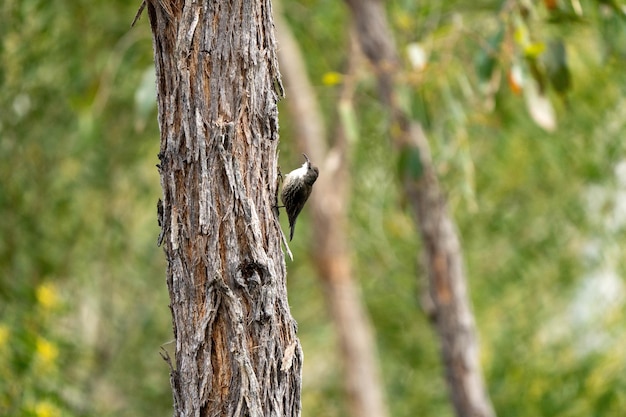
[146,1,302,416]
[343,1,496,417]
[275,13,389,417]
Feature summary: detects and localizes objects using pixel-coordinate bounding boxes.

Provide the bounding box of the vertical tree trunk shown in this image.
[275,13,389,417]
[146,1,302,416]
[342,1,496,417]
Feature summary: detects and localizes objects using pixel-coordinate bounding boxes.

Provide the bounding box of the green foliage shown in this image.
[1,1,170,416]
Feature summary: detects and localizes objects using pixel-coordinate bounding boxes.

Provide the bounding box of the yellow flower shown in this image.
[36,337,59,366]
[33,401,61,417]
[321,71,342,86]
[36,282,59,310]
[0,324,9,349]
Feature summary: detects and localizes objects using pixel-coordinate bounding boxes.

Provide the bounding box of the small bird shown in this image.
[281,154,319,240]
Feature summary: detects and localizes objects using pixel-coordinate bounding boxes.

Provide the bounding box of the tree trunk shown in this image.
[342,1,496,417]
[275,13,389,417]
[146,1,302,416]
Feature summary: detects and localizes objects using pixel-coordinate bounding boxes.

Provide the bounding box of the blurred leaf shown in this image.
[398,145,423,181]
[543,39,572,95]
[507,63,524,95]
[524,41,546,58]
[543,0,559,11]
[545,10,587,23]
[526,56,548,94]
[524,76,557,131]
[406,42,428,71]
[514,18,531,47]
[475,25,504,84]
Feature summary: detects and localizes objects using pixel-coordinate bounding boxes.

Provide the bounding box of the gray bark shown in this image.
[146,1,302,416]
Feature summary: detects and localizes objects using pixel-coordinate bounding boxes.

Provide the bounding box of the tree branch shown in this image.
[342,1,496,416]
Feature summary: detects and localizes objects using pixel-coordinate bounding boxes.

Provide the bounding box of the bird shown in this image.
[281,153,319,241]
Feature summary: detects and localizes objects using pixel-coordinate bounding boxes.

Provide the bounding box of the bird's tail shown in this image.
[289,222,296,241]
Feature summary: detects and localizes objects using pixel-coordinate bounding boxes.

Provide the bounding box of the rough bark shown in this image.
[275,13,389,417]
[342,1,497,417]
[146,1,302,416]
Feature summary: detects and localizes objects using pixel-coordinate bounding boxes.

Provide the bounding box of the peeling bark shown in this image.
[342,1,496,416]
[146,1,302,416]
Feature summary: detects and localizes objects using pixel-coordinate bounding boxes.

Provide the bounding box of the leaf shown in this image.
[406,42,428,70]
[475,26,505,84]
[507,63,524,95]
[524,77,557,132]
[543,0,558,10]
[513,19,530,47]
[526,56,548,94]
[524,41,546,58]
[542,39,571,94]
[397,145,423,181]
[513,17,547,60]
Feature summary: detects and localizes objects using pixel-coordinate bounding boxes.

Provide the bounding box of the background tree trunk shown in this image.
[146,1,302,416]
[275,12,389,417]
[342,1,497,417]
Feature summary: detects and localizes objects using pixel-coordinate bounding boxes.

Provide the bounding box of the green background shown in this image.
[1,0,625,416]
